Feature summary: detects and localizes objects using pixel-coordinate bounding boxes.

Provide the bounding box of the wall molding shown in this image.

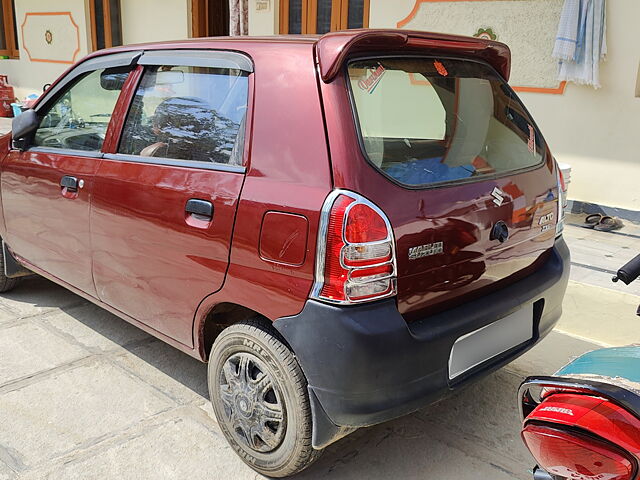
[397,0,567,95]
[398,0,492,28]
[513,82,567,95]
[21,12,81,65]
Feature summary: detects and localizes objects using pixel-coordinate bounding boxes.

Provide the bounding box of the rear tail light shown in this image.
[555,160,567,237]
[522,423,635,480]
[311,190,397,304]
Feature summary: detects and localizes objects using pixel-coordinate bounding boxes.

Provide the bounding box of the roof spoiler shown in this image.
[316,29,511,83]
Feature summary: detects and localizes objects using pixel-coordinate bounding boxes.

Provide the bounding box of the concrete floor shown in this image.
[1,117,640,478]
[0,223,637,480]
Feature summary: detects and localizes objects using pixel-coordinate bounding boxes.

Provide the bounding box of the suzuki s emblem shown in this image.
[490,221,509,243]
[491,187,504,206]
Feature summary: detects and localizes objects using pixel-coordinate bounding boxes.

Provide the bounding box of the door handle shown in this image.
[185,199,213,221]
[60,175,79,192]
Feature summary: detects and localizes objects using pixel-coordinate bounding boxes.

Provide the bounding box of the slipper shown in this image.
[583,213,603,228]
[593,216,624,232]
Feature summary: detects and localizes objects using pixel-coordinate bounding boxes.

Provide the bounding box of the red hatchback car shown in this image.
[1,30,569,476]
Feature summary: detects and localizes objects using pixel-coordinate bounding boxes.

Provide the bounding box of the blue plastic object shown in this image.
[556,346,640,383]
[10,103,22,117]
[384,157,475,185]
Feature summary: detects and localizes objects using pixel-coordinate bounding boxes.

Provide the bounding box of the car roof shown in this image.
[81,29,512,82]
[96,35,323,53]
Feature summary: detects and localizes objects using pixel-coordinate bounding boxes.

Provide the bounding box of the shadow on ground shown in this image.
[2,275,209,398]
[1,275,597,479]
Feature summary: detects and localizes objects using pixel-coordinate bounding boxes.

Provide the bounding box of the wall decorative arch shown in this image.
[397,0,567,94]
[21,12,81,65]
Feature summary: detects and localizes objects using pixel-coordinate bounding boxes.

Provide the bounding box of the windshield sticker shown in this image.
[434,60,448,77]
[358,64,386,94]
[528,124,535,153]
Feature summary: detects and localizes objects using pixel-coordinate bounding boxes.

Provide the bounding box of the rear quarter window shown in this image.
[347,57,546,188]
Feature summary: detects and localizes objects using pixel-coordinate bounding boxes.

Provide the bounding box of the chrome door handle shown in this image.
[185,199,213,221]
[60,175,79,192]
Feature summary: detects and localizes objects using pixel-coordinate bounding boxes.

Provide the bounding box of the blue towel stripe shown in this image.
[556,37,578,43]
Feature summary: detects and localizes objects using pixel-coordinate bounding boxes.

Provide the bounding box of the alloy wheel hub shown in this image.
[219,352,286,453]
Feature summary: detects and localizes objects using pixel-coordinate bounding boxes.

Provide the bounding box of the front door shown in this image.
[91,53,250,346]
[1,66,130,296]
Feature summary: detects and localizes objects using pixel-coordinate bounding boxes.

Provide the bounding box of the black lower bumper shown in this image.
[274,237,570,448]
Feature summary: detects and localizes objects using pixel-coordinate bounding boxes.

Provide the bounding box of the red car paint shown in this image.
[320,61,556,321]
[316,29,511,82]
[2,148,100,296]
[0,30,559,361]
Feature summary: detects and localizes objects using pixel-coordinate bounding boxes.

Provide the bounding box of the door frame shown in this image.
[279,0,370,34]
[88,0,124,51]
[191,0,209,37]
[191,0,230,37]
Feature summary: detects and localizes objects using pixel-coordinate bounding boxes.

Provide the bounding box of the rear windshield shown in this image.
[347,58,546,187]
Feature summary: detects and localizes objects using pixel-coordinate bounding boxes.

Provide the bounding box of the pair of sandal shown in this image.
[583,213,624,232]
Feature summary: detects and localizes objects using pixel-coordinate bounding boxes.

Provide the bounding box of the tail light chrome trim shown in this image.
[311,189,398,305]
[555,160,567,238]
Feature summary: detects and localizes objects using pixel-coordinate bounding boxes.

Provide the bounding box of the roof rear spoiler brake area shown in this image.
[316,29,511,83]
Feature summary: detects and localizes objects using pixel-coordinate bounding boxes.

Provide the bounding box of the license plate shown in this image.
[448,304,534,380]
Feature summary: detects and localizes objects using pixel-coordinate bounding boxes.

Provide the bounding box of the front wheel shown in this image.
[208,319,322,477]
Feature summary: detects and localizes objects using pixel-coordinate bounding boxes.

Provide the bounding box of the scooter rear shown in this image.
[519,253,640,480]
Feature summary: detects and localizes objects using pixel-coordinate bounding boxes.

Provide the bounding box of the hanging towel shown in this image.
[553,0,607,89]
[553,0,581,61]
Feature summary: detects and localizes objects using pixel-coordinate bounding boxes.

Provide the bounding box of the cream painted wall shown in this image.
[248,0,279,35]
[370,0,640,211]
[1,0,191,100]
[369,0,415,31]
[0,0,91,99]
[120,0,190,44]
[518,1,640,212]
[3,0,637,211]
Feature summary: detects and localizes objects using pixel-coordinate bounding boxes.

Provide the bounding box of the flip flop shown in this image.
[583,213,603,228]
[594,216,624,232]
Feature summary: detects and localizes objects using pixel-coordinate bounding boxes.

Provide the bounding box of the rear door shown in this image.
[1,53,136,295]
[345,57,559,320]
[91,50,251,346]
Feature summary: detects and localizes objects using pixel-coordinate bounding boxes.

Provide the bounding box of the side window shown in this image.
[34,67,128,151]
[118,65,249,165]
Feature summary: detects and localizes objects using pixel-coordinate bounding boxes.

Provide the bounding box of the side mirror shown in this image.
[11,109,38,150]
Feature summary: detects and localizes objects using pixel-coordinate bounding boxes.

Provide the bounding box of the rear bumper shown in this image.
[274,237,570,447]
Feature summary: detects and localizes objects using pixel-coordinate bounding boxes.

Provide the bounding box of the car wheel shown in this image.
[208,319,322,477]
[0,244,19,293]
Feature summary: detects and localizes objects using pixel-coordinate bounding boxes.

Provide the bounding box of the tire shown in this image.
[0,244,19,293]
[208,319,322,477]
